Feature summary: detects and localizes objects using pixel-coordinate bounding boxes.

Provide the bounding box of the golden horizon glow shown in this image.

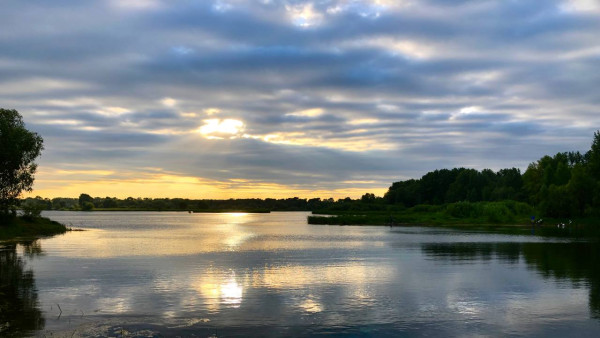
[24,167,387,200]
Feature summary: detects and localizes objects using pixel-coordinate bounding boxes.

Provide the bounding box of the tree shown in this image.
[78,193,93,207]
[0,109,43,216]
[81,202,94,211]
[361,193,376,203]
[588,131,600,180]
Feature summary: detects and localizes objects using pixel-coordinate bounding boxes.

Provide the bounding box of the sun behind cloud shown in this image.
[197,118,245,139]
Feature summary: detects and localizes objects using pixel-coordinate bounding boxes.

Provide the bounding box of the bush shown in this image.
[411,204,443,213]
[502,200,533,216]
[21,200,44,219]
[81,202,94,211]
[482,203,509,223]
[445,202,482,218]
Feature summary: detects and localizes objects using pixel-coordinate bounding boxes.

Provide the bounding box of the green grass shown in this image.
[0,216,68,241]
[310,201,533,225]
[308,201,600,238]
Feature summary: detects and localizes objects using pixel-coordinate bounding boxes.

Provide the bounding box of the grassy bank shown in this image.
[308,200,600,237]
[0,216,68,241]
[310,201,534,225]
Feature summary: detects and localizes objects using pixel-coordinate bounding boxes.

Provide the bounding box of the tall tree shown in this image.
[0,109,44,216]
[588,131,600,180]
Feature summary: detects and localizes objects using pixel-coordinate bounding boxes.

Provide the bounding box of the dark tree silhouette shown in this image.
[0,109,43,217]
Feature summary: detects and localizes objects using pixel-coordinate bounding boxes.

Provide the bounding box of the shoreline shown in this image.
[0,216,69,241]
[307,213,600,237]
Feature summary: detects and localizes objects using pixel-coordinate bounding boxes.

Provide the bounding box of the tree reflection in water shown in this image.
[421,241,600,318]
[0,240,45,336]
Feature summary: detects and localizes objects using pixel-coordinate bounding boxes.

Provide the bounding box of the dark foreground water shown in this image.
[2,211,600,337]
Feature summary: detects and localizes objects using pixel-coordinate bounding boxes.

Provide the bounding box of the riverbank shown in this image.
[308,201,600,237]
[310,201,534,225]
[0,216,68,241]
[308,213,600,237]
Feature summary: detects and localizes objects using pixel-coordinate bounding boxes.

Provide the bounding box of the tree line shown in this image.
[385,131,600,218]
[22,194,367,212]
[21,131,600,219]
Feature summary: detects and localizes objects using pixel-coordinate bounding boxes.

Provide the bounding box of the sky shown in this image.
[2,0,599,199]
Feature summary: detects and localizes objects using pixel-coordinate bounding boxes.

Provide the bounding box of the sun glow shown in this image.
[198,118,245,139]
[28,168,388,200]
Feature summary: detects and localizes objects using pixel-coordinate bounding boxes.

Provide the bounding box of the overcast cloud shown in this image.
[2,0,599,198]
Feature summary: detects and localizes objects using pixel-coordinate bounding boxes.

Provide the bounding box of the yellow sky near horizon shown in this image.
[24,168,387,200]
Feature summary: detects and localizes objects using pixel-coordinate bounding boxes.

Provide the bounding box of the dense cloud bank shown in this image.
[1,0,599,196]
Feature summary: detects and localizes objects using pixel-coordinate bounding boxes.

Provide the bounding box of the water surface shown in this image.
[2,211,600,336]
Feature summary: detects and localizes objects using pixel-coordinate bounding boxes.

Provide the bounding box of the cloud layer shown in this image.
[2,0,599,197]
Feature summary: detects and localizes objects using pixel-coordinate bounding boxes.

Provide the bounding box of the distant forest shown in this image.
[385,131,600,218]
[21,131,600,219]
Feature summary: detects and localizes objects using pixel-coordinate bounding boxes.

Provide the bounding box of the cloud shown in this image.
[160,97,177,107]
[198,119,245,139]
[285,108,324,117]
[3,0,600,197]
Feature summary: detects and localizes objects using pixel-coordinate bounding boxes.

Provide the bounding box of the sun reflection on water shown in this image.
[225,212,249,217]
[193,271,244,311]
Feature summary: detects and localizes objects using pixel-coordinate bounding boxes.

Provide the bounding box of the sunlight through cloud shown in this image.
[161,97,177,107]
[286,3,324,27]
[198,118,245,139]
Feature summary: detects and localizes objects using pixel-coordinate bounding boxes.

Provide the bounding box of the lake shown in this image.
[2,211,600,337]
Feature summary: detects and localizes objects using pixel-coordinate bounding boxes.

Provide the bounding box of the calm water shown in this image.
[2,211,600,337]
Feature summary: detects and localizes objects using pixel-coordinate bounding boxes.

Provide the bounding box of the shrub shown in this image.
[21,200,44,219]
[411,204,443,213]
[445,202,480,218]
[81,202,94,211]
[483,203,513,223]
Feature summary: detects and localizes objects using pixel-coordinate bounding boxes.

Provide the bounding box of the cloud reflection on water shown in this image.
[25,212,600,336]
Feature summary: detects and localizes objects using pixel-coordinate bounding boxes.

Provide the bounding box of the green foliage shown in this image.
[81,201,94,211]
[385,167,524,207]
[361,193,376,203]
[482,203,513,223]
[0,216,67,240]
[309,200,534,227]
[384,130,600,220]
[445,201,480,218]
[588,131,600,180]
[442,201,531,223]
[78,193,93,207]
[21,194,391,213]
[0,109,44,215]
[20,200,44,219]
[411,204,443,213]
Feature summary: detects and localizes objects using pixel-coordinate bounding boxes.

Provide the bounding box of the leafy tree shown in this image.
[361,193,376,203]
[568,164,595,216]
[0,109,43,217]
[81,202,94,211]
[78,193,93,207]
[20,198,45,219]
[588,131,600,180]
